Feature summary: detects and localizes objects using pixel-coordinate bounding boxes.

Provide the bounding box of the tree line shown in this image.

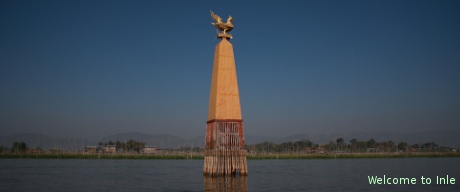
[0,141,29,153]
[246,138,450,154]
[98,139,146,153]
[1,138,454,154]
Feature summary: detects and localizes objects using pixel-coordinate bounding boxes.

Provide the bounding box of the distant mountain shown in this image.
[102,132,188,149]
[244,135,277,145]
[2,129,459,150]
[278,133,311,143]
[189,136,205,148]
[0,133,97,150]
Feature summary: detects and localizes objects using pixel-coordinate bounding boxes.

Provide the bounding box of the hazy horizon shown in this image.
[1,1,459,141]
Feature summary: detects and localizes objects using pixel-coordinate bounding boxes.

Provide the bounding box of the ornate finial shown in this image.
[210,10,234,39]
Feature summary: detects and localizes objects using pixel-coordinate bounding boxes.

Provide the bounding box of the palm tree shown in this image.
[397,142,408,152]
[367,138,376,148]
[336,138,344,151]
[12,141,28,153]
[350,139,357,153]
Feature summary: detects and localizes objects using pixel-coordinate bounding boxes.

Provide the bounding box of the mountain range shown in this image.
[1,129,459,150]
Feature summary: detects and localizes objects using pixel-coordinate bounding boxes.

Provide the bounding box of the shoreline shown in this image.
[1,152,459,160]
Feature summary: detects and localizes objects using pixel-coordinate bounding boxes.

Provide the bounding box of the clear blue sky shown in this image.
[1,0,459,140]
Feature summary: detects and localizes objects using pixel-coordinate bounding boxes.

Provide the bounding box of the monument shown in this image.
[203,11,248,176]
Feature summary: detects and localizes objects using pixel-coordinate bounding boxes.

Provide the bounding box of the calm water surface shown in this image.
[1,158,459,191]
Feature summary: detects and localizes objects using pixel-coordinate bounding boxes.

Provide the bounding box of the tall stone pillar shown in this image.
[203,36,247,176]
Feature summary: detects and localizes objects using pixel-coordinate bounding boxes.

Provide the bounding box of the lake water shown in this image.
[1,158,459,191]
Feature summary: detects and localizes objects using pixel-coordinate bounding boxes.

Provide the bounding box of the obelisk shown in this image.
[204,11,247,176]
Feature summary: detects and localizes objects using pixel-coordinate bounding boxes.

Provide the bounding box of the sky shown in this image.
[1,0,459,141]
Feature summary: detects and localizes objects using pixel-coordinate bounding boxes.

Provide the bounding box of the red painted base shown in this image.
[203,120,248,176]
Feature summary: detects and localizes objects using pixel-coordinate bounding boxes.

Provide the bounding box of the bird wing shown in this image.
[210,10,222,23]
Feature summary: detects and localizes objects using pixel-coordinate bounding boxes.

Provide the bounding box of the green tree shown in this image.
[350,139,357,152]
[378,140,395,152]
[325,141,336,152]
[367,138,376,148]
[313,144,319,150]
[422,142,438,151]
[255,142,276,153]
[0,146,7,153]
[125,139,146,152]
[397,142,408,151]
[336,138,344,145]
[12,141,28,153]
[357,141,367,152]
[387,140,395,152]
[336,138,344,150]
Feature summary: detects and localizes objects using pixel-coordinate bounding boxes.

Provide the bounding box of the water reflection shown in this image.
[204,176,247,192]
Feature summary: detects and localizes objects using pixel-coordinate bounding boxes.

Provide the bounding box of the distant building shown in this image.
[407,147,418,153]
[26,148,44,154]
[102,145,116,154]
[143,146,161,154]
[47,148,67,154]
[366,148,380,153]
[84,146,97,154]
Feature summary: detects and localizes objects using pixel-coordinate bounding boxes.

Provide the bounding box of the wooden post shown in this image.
[204,120,247,176]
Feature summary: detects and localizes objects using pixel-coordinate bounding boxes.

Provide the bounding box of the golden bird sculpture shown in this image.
[210,11,234,39]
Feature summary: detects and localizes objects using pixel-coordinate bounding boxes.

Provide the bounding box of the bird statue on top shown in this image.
[210,11,234,39]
